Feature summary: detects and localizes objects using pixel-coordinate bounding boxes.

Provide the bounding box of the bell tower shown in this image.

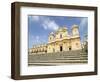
[48,32,55,43]
[72,24,79,36]
[71,24,81,50]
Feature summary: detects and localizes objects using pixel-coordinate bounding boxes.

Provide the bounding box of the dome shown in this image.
[49,32,55,37]
[72,24,79,29]
[50,32,54,35]
[57,27,67,32]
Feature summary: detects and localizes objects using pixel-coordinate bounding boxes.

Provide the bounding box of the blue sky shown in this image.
[28,15,88,48]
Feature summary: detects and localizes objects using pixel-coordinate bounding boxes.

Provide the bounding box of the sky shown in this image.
[28,15,88,48]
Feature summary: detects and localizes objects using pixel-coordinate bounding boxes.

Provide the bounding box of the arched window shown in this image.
[53,48,55,52]
[76,43,78,46]
[49,37,51,40]
[76,43,79,47]
[60,34,62,38]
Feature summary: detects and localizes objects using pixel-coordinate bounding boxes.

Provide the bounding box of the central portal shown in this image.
[69,46,71,51]
[60,46,63,52]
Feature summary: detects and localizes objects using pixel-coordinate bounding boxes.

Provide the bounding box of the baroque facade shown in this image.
[29,24,82,54]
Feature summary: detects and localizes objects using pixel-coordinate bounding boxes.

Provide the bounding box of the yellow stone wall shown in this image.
[30,25,82,54]
[71,38,82,50]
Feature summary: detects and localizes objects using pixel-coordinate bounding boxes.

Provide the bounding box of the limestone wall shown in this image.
[29,25,82,54]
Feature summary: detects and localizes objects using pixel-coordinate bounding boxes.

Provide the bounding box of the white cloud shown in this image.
[79,18,88,35]
[79,18,88,42]
[30,16,59,31]
[30,35,40,45]
[31,16,39,21]
[42,18,59,31]
[31,35,47,45]
[79,18,87,30]
[36,36,39,43]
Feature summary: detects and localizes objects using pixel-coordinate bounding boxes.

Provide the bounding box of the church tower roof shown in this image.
[71,24,79,29]
[57,26,68,32]
[50,32,55,35]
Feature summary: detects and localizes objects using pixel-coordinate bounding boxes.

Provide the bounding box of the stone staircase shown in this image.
[28,50,88,66]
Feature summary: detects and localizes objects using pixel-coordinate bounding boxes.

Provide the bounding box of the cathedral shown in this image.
[29,24,82,54]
